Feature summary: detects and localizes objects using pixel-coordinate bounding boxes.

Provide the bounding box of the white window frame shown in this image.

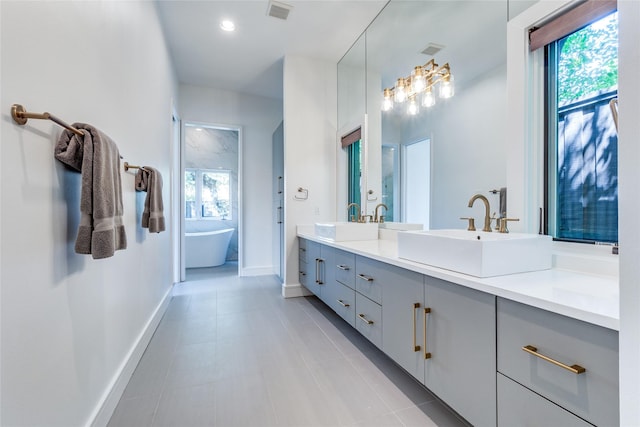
[185,168,232,221]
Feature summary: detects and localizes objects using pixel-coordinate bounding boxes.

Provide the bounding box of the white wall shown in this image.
[179,84,283,276]
[283,55,337,297]
[0,2,176,426]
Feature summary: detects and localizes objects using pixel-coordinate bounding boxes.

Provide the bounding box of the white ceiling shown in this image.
[156,0,388,100]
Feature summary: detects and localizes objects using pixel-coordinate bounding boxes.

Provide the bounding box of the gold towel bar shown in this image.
[123,162,145,172]
[11,104,84,137]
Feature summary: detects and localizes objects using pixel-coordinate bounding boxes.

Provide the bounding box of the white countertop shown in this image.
[297,229,619,331]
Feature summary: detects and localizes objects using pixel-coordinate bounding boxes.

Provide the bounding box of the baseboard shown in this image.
[281,282,312,298]
[240,265,275,276]
[89,284,173,427]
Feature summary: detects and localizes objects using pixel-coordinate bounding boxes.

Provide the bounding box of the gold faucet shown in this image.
[347,203,361,223]
[374,203,388,223]
[467,194,492,232]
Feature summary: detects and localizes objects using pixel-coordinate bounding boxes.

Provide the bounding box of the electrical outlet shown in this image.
[314,206,320,215]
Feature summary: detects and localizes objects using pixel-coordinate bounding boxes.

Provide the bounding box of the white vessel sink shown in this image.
[314,222,379,242]
[397,229,552,277]
[378,222,424,231]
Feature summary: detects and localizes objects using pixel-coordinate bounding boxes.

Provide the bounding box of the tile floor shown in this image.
[108,264,470,427]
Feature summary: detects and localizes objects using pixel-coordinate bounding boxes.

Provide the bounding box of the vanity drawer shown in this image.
[355,293,382,349]
[497,298,619,427]
[355,256,421,305]
[498,373,592,427]
[328,280,356,327]
[334,249,356,289]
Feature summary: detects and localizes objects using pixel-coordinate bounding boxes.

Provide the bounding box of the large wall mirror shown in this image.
[337,32,367,221]
[338,0,517,228]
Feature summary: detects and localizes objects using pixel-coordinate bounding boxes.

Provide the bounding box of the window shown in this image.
[347,140,362,209]
[185,169,232,220]
[342,127,362,214]
[545,8,618,243]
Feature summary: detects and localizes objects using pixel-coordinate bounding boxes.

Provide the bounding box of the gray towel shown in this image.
[54,123,127,259]
[135,166,165,233]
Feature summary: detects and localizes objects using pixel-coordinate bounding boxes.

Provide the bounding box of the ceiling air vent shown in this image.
[267,0,293,20]
[421,43,445,56]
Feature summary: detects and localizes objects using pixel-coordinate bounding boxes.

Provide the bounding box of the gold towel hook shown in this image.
[11,104,84,137]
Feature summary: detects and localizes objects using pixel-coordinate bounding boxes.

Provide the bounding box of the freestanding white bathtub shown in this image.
[185,228,234,268]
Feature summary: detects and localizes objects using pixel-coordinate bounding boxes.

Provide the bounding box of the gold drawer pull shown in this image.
[522,345,586,374]
[357,273,374,282]
[358,313,374,325]
[337,264,350,271]
[413,302,421,352]
[423,307,432,359]
[337,299,350,307]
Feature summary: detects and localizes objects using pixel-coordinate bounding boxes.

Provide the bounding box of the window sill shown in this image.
[552,240,619,277]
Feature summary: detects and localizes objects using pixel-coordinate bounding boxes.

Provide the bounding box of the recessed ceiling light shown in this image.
[220,20,235,32]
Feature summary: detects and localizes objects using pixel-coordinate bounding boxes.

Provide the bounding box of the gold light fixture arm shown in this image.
[11,104,84,137]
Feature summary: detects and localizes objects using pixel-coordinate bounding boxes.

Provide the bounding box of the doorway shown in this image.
[402,138,431,226]
[182,122,242,279]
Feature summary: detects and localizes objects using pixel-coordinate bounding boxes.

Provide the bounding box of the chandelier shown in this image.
[382,58,454,115]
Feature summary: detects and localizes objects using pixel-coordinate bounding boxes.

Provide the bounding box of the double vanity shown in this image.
[297,224,619,427]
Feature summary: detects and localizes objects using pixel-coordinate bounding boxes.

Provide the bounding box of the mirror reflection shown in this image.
[338,0,509,228]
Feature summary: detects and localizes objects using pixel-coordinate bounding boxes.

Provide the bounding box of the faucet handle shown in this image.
[498,218,520,233]
[460,217,476,231]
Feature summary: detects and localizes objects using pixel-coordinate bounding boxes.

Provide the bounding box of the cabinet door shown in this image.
[318,245,335,306]
[498,373,592,427]
[304,241,323,297]
[424,277,496,427]
[381,269,425,381]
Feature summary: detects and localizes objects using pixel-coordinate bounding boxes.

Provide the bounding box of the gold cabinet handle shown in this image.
[299,271,306,276]
[522,345,586,374]
[423,307,432,359]
[358,313,374,325]
[337,264,350,271]
[337,299,350,308]
[413,302,421,352]
[315,258,324,285]
[357,273,374,282]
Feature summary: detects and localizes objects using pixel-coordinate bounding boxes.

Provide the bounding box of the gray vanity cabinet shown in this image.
[298,239,334,302]
[423,277,497,427]
[497,373,592,427]
[325,249,356,327]
[353,256,386,349]
[497,298,619,427]
[381,266,425,380]
[382,272,496,427]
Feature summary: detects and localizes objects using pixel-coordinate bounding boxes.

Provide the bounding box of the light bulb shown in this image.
[394,78,406,103]
[220,20,235,32]
[439,74,455,99]
[422,88,436,107]
[382,88,394,111]
[407,95,419,115]
[411,66,426,93]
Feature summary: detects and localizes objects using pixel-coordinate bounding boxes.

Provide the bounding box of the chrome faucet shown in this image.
[374,203,388,223]
[347,203,361,223]
[467,194,492,232]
